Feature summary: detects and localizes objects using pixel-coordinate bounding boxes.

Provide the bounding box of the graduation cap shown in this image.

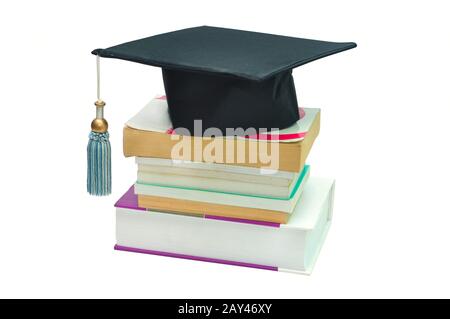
[87,26,356,195]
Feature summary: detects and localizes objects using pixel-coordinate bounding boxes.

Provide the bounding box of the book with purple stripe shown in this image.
[115,177,335,275]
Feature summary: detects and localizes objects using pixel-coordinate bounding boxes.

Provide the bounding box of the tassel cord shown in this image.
[87,55,111,196]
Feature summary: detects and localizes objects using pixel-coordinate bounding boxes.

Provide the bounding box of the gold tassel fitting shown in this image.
[91,118,108,133]
[91,99,108,133]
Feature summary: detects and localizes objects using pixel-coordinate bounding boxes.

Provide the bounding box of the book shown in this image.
[134,165,310,224]
[137,195,290,224]
[123,97,320,172]
[127,95,315,142]
[136,157,297,185]
[115,177,335,274]
[136,157,299,198]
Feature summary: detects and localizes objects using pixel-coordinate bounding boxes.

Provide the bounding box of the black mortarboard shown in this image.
[92,26,356,134]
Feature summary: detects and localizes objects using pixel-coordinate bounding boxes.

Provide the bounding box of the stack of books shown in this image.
[114,96,335,274]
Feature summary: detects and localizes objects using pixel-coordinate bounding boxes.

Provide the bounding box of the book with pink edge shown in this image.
[126,95,319,143]
[114,177,335,275]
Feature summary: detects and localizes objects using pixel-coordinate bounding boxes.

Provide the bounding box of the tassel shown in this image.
[87,131,111,195]
[87,56,112,196]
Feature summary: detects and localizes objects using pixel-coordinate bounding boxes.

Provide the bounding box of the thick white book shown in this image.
[115,177,335,274]
[134,166,310,212]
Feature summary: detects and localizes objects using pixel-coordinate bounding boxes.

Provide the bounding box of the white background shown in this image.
[0,0,449,298]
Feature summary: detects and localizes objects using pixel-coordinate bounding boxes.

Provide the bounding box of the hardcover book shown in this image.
[123,97,320,172]
[115,177,335,274]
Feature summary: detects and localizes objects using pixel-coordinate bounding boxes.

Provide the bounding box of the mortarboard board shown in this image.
[87,26,356,196]
[92,26,356,134]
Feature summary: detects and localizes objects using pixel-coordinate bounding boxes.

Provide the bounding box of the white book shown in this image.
[136,157,297,185]
[115,177,335,274]
[136,158,298,198]
[137,165,294,187]
[136,170,296,198]
[134,166,310,212]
